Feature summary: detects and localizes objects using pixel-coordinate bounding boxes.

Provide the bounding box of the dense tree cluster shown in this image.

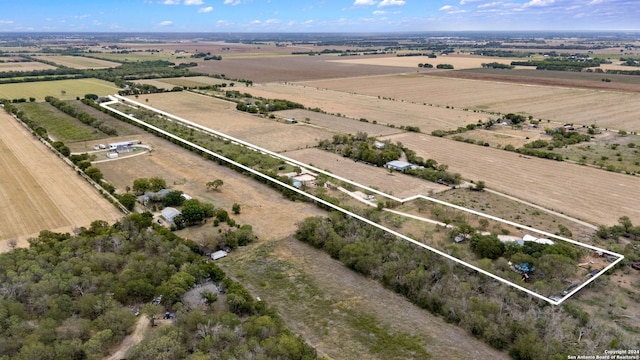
[481,62,515,69]
[510,58,609,71]
[0,216,312,359]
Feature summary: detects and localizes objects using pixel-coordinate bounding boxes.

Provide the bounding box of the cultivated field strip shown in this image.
[0,111,123,245]
[104,95,623,305]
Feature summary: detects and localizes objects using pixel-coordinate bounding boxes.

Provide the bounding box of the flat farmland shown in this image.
[195,54,417,82]
[0,78,120,101]
[34,55,120,69]
[136,76,230,90]
[244,82,490,132]
[382,132,640,226]
[274,109,401,137]
[285,148,449,198]
[328,54,520,70]
[0,111,122,250]
[0,61,57,72]
[94,133,325,241]
[300,74,640,132]
[129,92,336,152]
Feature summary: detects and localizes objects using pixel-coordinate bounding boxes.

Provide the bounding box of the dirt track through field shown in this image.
[0,112,122,249]
[383,133,640,226]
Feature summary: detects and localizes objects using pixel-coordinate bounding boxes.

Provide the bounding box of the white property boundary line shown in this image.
[103,94,624,305]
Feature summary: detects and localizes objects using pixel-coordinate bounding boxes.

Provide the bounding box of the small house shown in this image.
[161,207,181,223]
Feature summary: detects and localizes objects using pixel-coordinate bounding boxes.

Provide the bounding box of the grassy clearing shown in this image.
[219,240,432,360]
[0,78,119,101]
[16,102,106,142]
[554,134,640,174]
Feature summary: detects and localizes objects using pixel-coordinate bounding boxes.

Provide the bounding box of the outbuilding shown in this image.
[384,160,413,172]
[161,207,181,223]
[211,250,228,260]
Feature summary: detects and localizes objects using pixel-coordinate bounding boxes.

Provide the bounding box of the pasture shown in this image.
[0,111,122,250]
[0,78,120,101]
[16,102,106,142]
[300,73,640,132]
[34,55,120,69]
[382,132,640,226]
[128,92,336,152]
[274,109,400,137]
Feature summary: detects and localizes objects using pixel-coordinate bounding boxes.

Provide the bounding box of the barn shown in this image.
[384,160,413,171]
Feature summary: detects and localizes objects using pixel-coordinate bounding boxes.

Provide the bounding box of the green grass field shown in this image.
[0,78,119,101]
[16,102,107,142]
[87,52,194,63]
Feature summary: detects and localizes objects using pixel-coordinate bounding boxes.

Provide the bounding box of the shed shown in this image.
[161,207,181,223]
[211,250,228,260]
[384,160,413,171]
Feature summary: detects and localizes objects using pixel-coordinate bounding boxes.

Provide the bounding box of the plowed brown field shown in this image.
[0,112,123,251]
[129,92,336,152]
[382,132,640,226]
[300,73,640,132]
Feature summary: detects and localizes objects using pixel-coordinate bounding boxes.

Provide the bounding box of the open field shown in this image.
[0,61,57,72]
[34,55,120,69]
[0,111,122,250]
[219,238,509,360]
[300,73,640,132]
[244,81,490,133]
[286,148,449,198]
[328,54,520,70]
[274,109,401,137]
[135,76,230,90]
[382,132,640,226]
[195,54,418,82]
[446,126,545,149]
[440,68,640,88]
[94,132,325,241]
[0,78,120,101]
[127,91,337,152]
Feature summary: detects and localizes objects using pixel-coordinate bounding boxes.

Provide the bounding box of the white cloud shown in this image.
[460,0,482,4]
[198,6,213,12]
[354,0,377,6]
[588,0,605,4]
[159,20,173,26]
[378,0,405,7]
[523,0,555,7]
[439,5,454,10]
[373,10,386,15]
[163,0,180,4]
[184,0,204,5]
[478,2,502,8]
[0,20,15,24]
[265,19,280,24]
[224,0,242,5]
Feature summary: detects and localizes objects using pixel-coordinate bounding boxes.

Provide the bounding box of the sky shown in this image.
[0,0,638,33]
